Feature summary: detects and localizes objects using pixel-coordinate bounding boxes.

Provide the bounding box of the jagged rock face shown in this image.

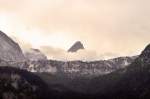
[140,44,150,57]
[24,56,137,78]
[68,41,84,52]
[26,60,58,73]
[24,48,47,61]
[138,44,150,65]
[0,31,25,62]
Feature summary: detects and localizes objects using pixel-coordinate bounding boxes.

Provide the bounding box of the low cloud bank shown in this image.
[13,36,121,61]
[39,46,122,61]
[39,46,102,61]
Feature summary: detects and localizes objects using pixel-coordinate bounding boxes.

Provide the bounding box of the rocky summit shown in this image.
[0,31,25,62]
[68,41,84,52]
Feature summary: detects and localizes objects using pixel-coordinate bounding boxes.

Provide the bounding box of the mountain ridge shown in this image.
[0,31,25,62]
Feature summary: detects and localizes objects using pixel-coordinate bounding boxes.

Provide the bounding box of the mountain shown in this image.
[36,44,150,99]
[0,31,25,63]
[25,56,137,77]
[138,44,150,65]
[68,41,84,52]
[0,30,150,99]
[0,31,136,76]
[85,43,150,98]
[0,66,49,99]
[24,48,47,61]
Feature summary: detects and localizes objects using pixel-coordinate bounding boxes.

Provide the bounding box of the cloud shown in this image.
[10,35,135,61]
[10,36,119,61]
[39,46,66,60]
[11,36,32,51]
[39,45,124,61]
[39,46,104,61]
[0,0,149,58]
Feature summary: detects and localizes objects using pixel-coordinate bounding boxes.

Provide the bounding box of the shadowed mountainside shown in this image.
[36,44,150,99]
[0,66,49,99]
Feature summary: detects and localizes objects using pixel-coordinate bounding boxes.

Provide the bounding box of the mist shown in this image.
[0,0,150,60]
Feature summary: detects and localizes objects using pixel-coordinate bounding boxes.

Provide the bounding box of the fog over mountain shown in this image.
[0,0,150,58]
[0,1,150,99]
[11,37,118,61]
[39,46,103,61]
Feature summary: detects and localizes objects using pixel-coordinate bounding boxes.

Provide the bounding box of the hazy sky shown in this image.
[0,0,150,59]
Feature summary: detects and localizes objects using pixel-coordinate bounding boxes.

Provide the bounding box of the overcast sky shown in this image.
[0,0,150,59]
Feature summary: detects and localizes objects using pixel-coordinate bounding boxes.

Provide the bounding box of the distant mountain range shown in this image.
[0,30,150,99]
[0,31,137,77]
[25,56,137,78]
[36,42,150,99]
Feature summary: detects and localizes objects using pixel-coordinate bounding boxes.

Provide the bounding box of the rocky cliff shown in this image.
[0,31,25,62]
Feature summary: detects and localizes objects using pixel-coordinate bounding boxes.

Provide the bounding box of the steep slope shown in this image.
[82,44,150,98]
[68,41,84,52]
[0,31,25,62]
[0,66,49,99]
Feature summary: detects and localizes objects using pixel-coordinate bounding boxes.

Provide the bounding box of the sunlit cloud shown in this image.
[0,0,149,60]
